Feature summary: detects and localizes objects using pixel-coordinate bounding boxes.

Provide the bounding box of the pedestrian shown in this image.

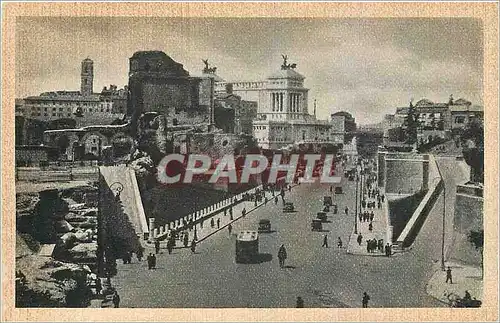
[385,243,390,257]
[362,292,370,308]
[381,194,385,202]
[200,219,204,228]
[151,253,156,269]
[95,277,102,296]
[254,199,258,206]
[229,207,233,220]
[330,186,333,193]
[378,201,382,209]
[210,218,215,228]
[112,291,120,308]
[278,244,287,268]
[228,223,232,235]
[368,222,373,232]
[334,205,338,214]
[362,200,366,208]
[378,239,383,252]
[366,240,370,253]
[370,211,374,222]
[357,233,363,246]
[446,266,453,284]
[296,296,304,308]
[242,208,246,217]
[136,247,143,262]
[288,185,291,192]
[274,196,278,204]
[154,239,160,254]
[344,206,349,215]
[183,233,189,247]
[190,239,196,253]
[322,235,328,248]
[217,218,220,229]
[337,237,343,248]
[147,253,154,269]
[167,239,174,254]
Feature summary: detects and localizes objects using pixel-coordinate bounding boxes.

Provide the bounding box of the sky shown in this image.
[16,17,483,125]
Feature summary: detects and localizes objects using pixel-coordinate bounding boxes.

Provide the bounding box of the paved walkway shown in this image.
[346,180,390,256]
[146,186,295,250]
[426,261,483,306]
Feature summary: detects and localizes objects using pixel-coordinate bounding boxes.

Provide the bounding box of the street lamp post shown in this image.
[354,174,359,234]
[433,162,447,271]
[431,174,446,271]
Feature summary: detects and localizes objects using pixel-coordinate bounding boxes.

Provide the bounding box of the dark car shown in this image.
[258,219,271,232]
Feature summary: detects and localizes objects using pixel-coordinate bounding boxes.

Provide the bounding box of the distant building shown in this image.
[203,67,258,135]
[382,95,484,148]
[18,58,127,128]
[127,51,211,135]
[211,57,348,150]
[448,98,484,129]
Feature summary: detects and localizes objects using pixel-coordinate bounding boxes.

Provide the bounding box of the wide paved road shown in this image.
[112,165,446,308]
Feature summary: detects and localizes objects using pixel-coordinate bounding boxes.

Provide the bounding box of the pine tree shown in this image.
[403,100,419,144]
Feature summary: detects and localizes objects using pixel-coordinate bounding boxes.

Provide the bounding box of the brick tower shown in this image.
[81,58,94,96]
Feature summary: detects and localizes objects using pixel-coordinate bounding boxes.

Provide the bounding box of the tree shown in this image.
[403,101,419,145]
[467,229,484,278]
[461,118,484,183]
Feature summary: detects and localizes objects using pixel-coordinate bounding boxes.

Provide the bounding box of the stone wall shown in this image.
[448,186,483,266]
[385,159,423,194]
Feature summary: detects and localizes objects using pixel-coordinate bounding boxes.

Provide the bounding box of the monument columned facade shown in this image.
[213,56,346,150]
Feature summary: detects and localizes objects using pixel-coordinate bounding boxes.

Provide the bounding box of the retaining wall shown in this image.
[395,154,441,248]
[448,185,483,266]
[385,159,423,194]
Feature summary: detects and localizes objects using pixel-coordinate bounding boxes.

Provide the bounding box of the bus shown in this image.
[235,231,259,263]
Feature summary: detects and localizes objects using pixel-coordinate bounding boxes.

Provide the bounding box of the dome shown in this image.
[267,68,305,80]
[415,98,434,107]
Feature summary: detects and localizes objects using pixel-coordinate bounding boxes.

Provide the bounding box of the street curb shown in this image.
[195,183,299,244]
[425,264,452,307]
[145,185,298,249]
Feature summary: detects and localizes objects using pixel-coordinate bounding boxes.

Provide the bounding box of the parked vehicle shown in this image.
[283,202,295,212]
[317,212,328,222]
[311,219,323,231]
[258,219,271,233]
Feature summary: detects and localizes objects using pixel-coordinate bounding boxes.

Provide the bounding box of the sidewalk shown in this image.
[346,183,391,256]
[146,186,294,250]
[426,261,483,306]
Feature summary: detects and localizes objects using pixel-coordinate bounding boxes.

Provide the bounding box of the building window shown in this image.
[59,108,63,111]
[44,108,47,112]
[67,114,71,117]
[89,109,92,112]
[52,108,56,111]
[455,116,466,124]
